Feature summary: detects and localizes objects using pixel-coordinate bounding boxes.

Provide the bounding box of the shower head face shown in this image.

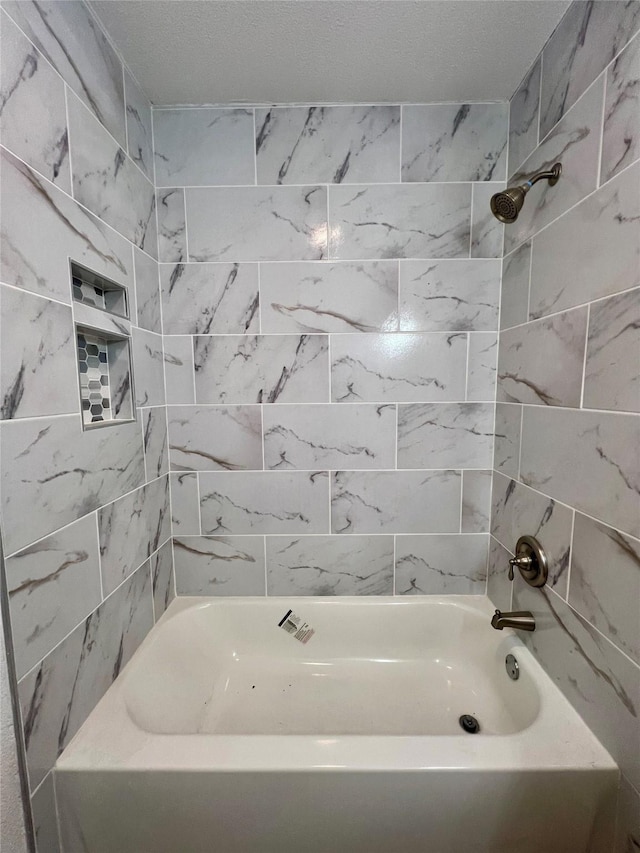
[490,186,527,223]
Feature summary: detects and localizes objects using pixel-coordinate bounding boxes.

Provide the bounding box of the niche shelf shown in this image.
[71,261,129,318]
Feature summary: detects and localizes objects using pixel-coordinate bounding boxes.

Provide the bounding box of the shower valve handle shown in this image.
[508,555,531,581]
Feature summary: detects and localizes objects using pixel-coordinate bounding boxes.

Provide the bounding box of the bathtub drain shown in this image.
[459,714,480,734]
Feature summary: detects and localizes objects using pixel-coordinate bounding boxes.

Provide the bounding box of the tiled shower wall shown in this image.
[0,2,172,849]
[487,3,640,849]
[154,100,508,599]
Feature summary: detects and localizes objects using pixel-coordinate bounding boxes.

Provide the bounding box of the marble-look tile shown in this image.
[3,0,126,145]
[256,105,400,185]
[584,289,640,412]
[491,471,572,597]
[154,108,254,187]
[173,536,265,596]
[569,513,640,665]
[72,300,131,339]
[169,472,200,535]
[397,403,493,469]
[470,183,504,258]
[186,186,327,262]
[520,407,640,538]
[167,405,262,472]
[194,334,329,404]
[98,476,170,595]
[156,188,187,263]
[329,183,471,260]
[199,471,329,534]
[330,332,467,403]
[266,535,394,596]
[150,540,174,622]
[1,414,144,554]
[260,261,398,333]
[124,70,153,181]
[614,776,640,853]
[31,772,60,853]
[539,0,640,139]
[602,34,640,183]
[133,247,161,334]
[505,77,604,252]
[402,103,507,183]
[6,515,101,679]
[466,332,497,401]
[500,242,531,330]
[530,162,640,318]
[1,148,133,303]
[160,263,259,336]
[263,404,396,470]
[487,535,513,612]
[493,402,522,479]
[142,407,169,481]
[131,328,165,407]
[399,259,500,333]
[497,307,588,407]
[67,95,157,256]
[0,10,69,191]
[462,470,492,533]
[0,286,77,419]
[509,58,541,175]
[18,563,153,789]
[331,470,461,534]
[163,336,195,405]
[395,534,488,594]
[513,580,640,791]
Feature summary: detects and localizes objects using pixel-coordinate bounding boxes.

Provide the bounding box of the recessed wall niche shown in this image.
[71,261,129,318]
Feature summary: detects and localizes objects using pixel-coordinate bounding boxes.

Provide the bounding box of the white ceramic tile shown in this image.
[163,336,195,405]
[3,0,126,145]
[402,103,507,182]
[529,162,640,318]
[570,512,640,665]
[500,242,531,330]
[497,308,588,407]
[259,261,398,334]
[154,108,254,186]
[194,334,329,403]
[263,404,396,470]
[0,285,77,419]
[142,407,169,481]
[256,105,400,184]
[1,414,144,554]
[397,403,493,469]
[0,10,70,191]
[67,94,157,256]
[167,405,262,472]
[493,403,522,479]
[466,332,497,402]
[173,536,265,595]
[331,470,461,534]
[169,472,200,535]
[124,69,153,180]
[329,183,471,260]
[199,471,330,534]
[186,186,327,262]
[491,471,572,597]
[602,33,640,183]
[486,534,513,612]
[6,515,102,679]
[395,534,488,594]
[330,332,467,402]
[131,328,165,407]
[98,476,171,595]
[160,263,259,336]
[520,408,640,538]
[399,259,500,332]
[151,540,174,621]
[583,288,640,412]
[133,247,161,334]
[266,535,394,595]
[509,58,541,175]
[461,470,492,533]
[156,188,187,263]
[470,183,504,258]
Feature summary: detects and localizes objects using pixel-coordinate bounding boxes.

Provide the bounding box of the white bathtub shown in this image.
[55,596,617,852]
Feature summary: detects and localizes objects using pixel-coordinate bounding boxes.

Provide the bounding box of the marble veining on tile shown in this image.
[169,472,200,535]
[124,69,153,180]
[132,328,165,407]
[163,337,195,405]
[256,105,400,184]
[173,536,265,596]
[470,183,505,259]
[601,33,640,182]
[466,332,497,402]
[500,242,531,330]
[330,332,467,402]
[260,261,399,334]
[329,183,471,260]
[264,404,396,470]
[150,540,175,621]
[397,403,494,469]
[402,104,507,183]
[143,407,169,481]
[395,534,488,594]
[487,534,514,612]
[461,470,492,533]
[30,772,60,853]
[134,247,161,334]
[509,58,541,176]
[493,403,522,479]
[156,188,186,263]
[168,405,262,472]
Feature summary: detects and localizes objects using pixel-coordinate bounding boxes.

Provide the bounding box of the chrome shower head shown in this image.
[490,162,562,224]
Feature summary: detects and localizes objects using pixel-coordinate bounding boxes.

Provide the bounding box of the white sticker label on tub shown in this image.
[278,609,315,644]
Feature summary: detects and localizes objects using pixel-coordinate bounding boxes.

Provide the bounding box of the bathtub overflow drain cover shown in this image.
[459,715,480,734]
[505,654,520,681]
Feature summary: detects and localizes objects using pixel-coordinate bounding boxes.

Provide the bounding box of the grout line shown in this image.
[536,50,543,149]
[526,233,533,321]
[565,508,576,603]
[459,470,464,534]
[464,332,471,401]
[183,189,190,261]
[468,184,474,258]
[398,105,403,183]
[190,335,197,403]
[152,100,508,111]
[596,65,608,188]
[94,511,105,601]
[156,179,481,190]
[195,472,203,537]
[263,535,268,596]
[252,108,258,186]
[516,405,524,481]
[579,303,591,409]
[392,534,397,596]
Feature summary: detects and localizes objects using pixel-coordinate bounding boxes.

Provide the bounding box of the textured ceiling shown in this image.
[91,0,570,106]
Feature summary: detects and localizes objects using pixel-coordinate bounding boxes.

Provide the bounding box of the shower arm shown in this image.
[521,163,562,190]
